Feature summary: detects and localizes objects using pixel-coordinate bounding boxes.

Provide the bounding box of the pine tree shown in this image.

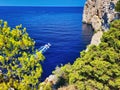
[0,20,45,90]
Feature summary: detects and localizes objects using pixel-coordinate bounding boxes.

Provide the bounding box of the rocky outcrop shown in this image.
[90,31,103,46]
[86,31,103,52]
[42,1,119,89]
[83,0,118,31]
[91,15,102,31]
[39,75,58,90]
[44,75,58,85]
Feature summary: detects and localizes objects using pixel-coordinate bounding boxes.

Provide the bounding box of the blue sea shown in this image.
[0,6,93,81]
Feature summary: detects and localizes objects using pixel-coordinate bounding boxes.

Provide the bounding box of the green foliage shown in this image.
[57,20,120,90]
[39,82,52,90]
[0,20,45,90]
[115,0,120,12]
[58,85,78,90]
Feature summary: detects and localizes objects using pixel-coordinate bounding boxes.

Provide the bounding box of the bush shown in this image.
[0,20,45,90]
[57,20,120,90]
[115,0,120,12]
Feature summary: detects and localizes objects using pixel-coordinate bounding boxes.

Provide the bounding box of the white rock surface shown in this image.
[45,75,58,85]
[83,0,118,31]
[90,31,103,46]
[8,88,15,90]
[86,31,103,52]
[91,15,102,31]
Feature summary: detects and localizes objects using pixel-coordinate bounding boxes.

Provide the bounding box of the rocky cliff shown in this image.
[41,1,119,89]
[83,0,118,31]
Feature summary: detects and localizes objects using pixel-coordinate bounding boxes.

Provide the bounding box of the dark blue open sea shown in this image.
[0,6,93,81]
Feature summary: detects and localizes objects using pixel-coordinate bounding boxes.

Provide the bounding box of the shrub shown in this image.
[115,0,120,12]
[57,20,120,90]
[0,20,45,90]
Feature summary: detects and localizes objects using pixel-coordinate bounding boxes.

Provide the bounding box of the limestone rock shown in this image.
[39,75,58,90]
[8,88,15,90]
[86,31,103,52]
[83,0,118,31]
[0,70,2,75]
[45,75,58,85]
[90,31,103,46]
[91,15,102,31]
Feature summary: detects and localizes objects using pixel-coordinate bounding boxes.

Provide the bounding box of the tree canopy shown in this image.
[0,20,45,90]
[54,20,120,90]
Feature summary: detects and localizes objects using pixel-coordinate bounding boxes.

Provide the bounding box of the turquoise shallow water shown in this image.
[0,6,93,80]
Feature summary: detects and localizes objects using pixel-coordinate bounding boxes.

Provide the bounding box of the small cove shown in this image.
[0,6,94,80]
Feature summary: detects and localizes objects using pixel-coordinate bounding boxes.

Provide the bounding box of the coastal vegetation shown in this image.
[115,0,120,12]
[53,20,120,90]
[0,20,45,90]
[0,18,120,90]
[0,1,120,89]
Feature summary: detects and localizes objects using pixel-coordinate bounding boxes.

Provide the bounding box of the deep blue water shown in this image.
[0,6,93,81]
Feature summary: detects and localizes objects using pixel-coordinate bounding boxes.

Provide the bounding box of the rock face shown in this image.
[86,31,103,52]
[90,31,103,46]
[91,15,102,30]
[45,75,58,85]
[83,0,118,31]
[39,75,58,90]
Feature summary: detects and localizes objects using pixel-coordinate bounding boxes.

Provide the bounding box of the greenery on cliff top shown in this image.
[115,0,120,12]
[54,20,120,90]
[0,20,45,90]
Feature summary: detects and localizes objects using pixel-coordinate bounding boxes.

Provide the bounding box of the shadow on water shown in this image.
[82,23,94,43]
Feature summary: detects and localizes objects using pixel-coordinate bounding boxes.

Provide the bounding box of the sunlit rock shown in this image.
[83,0,118,30]
[91,15,102,31]
[90,31,103,46]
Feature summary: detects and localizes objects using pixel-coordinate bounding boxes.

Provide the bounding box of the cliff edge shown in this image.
[83,0,118,31]
[83,0,119,46]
